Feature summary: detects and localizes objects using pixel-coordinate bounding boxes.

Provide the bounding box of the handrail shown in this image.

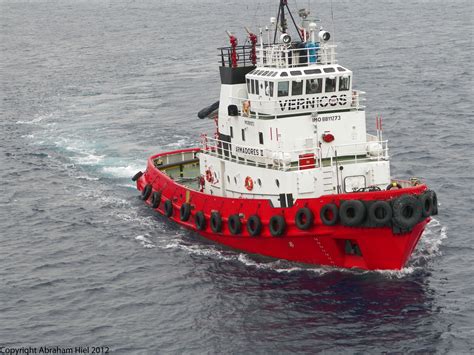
[200,135,322,171]
[218,44,261,68]
[257,44,338,68]
[199,135,389,171]
[218,43,337,69]
[325,140,389,164]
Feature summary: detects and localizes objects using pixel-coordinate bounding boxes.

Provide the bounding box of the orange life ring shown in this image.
[245,176,254,191]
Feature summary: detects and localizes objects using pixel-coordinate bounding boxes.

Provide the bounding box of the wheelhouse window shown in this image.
[255,80,259,95]
[325,77,336,92]
[278,81,289,97]
[304,69,321,75]
[265,81,274,97]
[251,79,255,94]
[247,79,251,93]
[339,76,351,91]
[292,80,303,95]
[306,78,322,94]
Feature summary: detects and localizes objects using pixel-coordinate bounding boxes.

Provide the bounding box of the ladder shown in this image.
[322,168,334,194]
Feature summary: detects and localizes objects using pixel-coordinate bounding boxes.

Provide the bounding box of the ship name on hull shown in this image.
[235,146,264,156]
[279,94,347,111]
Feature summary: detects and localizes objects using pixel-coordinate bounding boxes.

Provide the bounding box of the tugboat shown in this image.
[133,1,438,270]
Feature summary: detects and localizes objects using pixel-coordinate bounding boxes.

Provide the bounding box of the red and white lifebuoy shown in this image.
[245,176,254,191]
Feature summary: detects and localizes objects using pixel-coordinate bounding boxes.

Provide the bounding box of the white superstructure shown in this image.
[199,6,390,208]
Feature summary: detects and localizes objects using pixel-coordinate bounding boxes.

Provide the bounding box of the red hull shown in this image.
[137,148,429,270]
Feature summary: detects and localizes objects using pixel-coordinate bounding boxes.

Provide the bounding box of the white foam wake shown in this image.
[155,218,447,278]
[16,113,54,125]
[135,235,156,249]
[101,164,143,179]
[410,218,447,265]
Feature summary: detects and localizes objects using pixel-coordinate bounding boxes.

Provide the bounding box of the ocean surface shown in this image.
[1,0,473,353]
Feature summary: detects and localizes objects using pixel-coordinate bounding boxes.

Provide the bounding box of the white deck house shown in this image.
[198,14,390,207]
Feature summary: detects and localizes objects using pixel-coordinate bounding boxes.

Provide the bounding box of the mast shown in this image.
[279,0,288,34]
[273,0,303,43]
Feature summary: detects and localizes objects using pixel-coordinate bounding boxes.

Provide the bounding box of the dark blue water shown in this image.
[1,0,473,353]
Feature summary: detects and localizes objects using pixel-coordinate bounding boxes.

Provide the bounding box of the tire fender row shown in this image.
[139,178,437,236]
[319,190,438,233]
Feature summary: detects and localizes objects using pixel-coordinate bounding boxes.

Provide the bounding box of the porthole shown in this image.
[227,175,230,183]
[275,179,280,188]
[257,178,262,187]
[234,177,238,185]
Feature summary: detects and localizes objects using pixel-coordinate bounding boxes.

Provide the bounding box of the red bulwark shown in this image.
[136,148,431,271]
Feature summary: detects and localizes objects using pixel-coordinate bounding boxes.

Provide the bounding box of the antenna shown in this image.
[330,0,336,44]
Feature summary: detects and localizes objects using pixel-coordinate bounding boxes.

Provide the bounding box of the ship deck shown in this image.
[153,150,201,191]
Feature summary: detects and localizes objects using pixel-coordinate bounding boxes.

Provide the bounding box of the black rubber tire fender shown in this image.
[419,191,434,217]
[132,171,143,182]
[195,211,206,231]
[210,212,222,233]
[164,199,173,218]
[320,203,338,226]
[151,191,161,209]
[141,184,152,201]
[246,215,262,237]
[339,200,367,227]
[228,214,242,235]
[295,207,314,230]
[269,215,286,237]
[367,200,392,225]
[431,190,438,215]
[180,203,191,221]
[392,194,422,229]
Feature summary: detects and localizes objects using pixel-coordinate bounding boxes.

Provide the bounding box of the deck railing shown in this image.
[351,90,366,111]
[218,43,337,69]
[199,135,388,171]
[218,45,256,68]
[324,140,389,164]
[257,44,337,68]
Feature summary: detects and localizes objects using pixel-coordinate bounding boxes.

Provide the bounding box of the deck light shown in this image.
[319,30,330,42]
[281,33,292,46]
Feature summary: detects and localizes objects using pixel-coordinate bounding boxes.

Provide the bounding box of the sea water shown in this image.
[1,0,472,353]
